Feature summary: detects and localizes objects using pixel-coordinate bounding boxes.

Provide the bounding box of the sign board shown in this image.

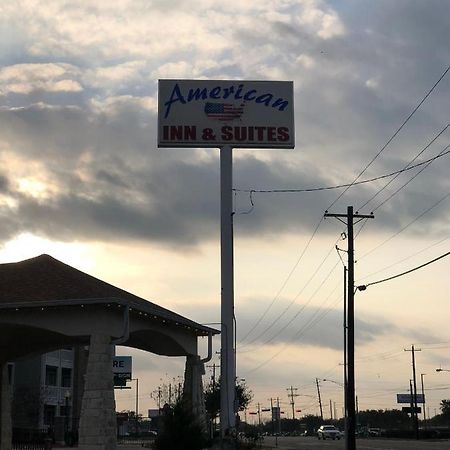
[402,406,422,414]
[158,79,294,149]
[113,356,132,387]
[396,394,425,404]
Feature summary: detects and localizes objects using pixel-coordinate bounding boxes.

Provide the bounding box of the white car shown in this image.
[317,425,341,440]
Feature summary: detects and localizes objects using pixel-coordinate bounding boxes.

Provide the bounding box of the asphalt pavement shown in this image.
[261,436,450,450]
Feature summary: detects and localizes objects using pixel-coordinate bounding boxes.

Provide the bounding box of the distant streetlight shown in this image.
[323,378,344,387]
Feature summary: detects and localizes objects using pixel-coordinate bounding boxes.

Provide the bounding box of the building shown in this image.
[12,346,88,442]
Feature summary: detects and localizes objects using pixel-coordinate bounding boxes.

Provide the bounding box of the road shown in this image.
[261,436,450,450]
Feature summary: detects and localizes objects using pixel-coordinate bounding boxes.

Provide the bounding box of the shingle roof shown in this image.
[0,254,218,336]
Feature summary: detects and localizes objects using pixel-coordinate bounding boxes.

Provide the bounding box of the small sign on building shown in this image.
[113,356,132,387]
[158,79,294,149]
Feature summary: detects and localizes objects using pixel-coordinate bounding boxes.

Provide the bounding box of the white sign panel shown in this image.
[396,393,425,404]
[113,356,132,375]
[158,79,294,149]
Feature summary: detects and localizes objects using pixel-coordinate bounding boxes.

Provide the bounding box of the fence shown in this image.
[12,428,49,450]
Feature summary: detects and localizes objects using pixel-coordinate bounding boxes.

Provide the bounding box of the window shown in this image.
[44,404,56,426]
[61,368,72,387]
[45,365,58,386]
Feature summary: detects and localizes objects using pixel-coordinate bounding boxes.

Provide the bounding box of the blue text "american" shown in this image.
[163,83,289,119]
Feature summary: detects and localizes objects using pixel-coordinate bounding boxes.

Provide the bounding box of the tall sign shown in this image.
[158,80,294,149]
[157,79,295,438]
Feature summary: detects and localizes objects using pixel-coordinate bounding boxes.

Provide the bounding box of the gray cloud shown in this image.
[0,1,449,249]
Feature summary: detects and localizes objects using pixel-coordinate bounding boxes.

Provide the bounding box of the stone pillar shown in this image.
[0,363,12,450]
[78,334,116,450]
[183,355,206,429]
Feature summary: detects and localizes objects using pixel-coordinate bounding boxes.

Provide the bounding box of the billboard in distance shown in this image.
[158,79,294,149]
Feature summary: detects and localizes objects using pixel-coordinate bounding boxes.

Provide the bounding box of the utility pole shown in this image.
[405,345,421,439]
[269,398,278,447]
[409,379,415,435]
[421,373,427,429]
[315,378,323,421]
[287,386,299,420]
[325,206,374,450]
[329,399,333,420]
[257,403,261,428]
[277,397,281,434]
[343,265,348,439]
[157,386,161,412]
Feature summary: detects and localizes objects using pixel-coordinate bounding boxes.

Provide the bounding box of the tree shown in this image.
[204,378,253,421]
[440,399,450,418]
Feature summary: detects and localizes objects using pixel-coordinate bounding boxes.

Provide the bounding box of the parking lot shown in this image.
[261,436,450,449]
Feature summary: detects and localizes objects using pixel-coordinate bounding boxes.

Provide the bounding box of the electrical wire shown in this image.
[327,65,450,210]
[243,261,340,353]
[239,216,324,343]
[240,236,340,348]
[238,66,450,375]
[360,190,450,260]
[244,286,342,374]
[357,235,449,283]
[238,83,450,348]
[233,147,450,195]
[358,250,450,290]
[373,143,450,212]
[358,123,450,211]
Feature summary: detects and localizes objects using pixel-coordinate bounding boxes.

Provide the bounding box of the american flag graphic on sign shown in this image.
[204,102,244,121]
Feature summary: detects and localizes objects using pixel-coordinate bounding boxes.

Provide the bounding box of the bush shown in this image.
[154,400,209,450]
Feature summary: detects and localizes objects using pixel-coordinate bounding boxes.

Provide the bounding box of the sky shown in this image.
[1,0,450,422]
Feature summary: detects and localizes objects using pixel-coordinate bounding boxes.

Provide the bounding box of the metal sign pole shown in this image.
[219,145,236,438]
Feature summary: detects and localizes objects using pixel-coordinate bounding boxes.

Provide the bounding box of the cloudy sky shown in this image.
[1,0,450,419]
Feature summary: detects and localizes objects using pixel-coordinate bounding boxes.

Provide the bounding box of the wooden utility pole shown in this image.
[405,345,421,439]
[316,378,323,421]
[287,386,299,420]
[324,206,374,450]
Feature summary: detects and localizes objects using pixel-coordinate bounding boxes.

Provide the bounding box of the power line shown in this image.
[357,250,450,290]
[240,236,340,348]
[244,287,342,374]
[238,66,450,378]
[372,143,450,212]
[238,146,450,345]
[358,123,450,211]
[233,147,450,195]
[357,235,449,283]
[239,217,324,343]
[327,64,450,210]
[360,190,450,260]
[243,260,340,354]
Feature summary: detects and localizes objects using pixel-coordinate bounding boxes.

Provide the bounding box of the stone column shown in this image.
[183,355,206,430]
[0,363,12,450]
[78,334,116,450]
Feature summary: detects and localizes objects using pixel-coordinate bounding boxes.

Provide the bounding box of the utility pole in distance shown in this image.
[324,206,374,450]
[405,345,421,439]
[316,378,323,421]
[287,386,299,420]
